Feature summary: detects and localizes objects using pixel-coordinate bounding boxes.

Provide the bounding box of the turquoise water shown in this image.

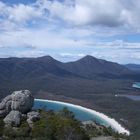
[116,82,140,101]
[132,82,140,89]
[34,99,130,135]
[34,99,108,125]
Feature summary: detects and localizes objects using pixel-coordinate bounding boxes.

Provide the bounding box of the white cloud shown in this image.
[0,0,140,31]
[8,4,43,23]
[59,52,85,58]
[0,26,91,49]
[0,1,45,30]
[39,0,140,30]
[0,0,140,63]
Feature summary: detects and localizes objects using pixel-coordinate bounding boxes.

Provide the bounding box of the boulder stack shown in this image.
[0,90,39,127]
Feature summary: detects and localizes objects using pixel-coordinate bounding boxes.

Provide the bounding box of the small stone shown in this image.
[27,118,33,128]
[27,111,40,128]
[27,111,40,121]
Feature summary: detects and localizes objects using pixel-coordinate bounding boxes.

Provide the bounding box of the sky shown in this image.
[0,0,140,64]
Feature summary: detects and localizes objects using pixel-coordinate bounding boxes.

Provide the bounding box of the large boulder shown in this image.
[11,90,34,113]
[0,90,34,117]
[0,95,12,117]
[4,110,21,127]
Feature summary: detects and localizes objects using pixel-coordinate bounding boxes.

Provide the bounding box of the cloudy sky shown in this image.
[0,0,140,63]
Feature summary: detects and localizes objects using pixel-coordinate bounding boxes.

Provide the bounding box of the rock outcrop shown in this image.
[0,90,39,127]
[27,111,40,128]
[0,95,12,117]
[4,110,21,127]
[11,90,34,113]
[0,90,34,118]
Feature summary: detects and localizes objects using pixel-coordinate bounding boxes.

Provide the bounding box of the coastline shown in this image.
[35,99,130,135]
[132,82,140,89]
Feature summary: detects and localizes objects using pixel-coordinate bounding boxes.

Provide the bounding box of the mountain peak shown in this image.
[78,55,98,62]
[38,55,53,59]
[83,55,96,59]
[37,55,56,62]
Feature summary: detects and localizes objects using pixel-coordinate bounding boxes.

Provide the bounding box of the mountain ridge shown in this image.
[125,64,140,72]
[0,55,133,80]
[0,55,137,100]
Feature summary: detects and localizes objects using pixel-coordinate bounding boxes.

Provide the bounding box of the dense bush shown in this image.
[0,108,128,140]
[32,109,89,140]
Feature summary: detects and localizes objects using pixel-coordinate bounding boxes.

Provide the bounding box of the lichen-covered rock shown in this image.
[27,111,40,128]
[0,95,12,110]
[0,95,12,117]
[27,111,40,121]
[0,90,34,117]
[4,110,21,127]
[11,90,34,113]
[0,90,35,127]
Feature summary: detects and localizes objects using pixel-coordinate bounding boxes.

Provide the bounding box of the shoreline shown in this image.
[35,99,130,135]
[132,82,140,89]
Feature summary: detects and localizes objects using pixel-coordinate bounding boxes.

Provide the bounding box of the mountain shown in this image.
[0,55,132,81]
[62,55,132,79]
[0,55,134,96]
[0,55,80,98]
[0,55,132,83]
[125,64,140,72]
[0,55,136,100]
[0,56,77,80]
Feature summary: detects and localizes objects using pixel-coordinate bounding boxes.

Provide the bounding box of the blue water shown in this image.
[116,82,140,101]
[34,99,130,135]
[34,99,108,126]
[132,82,140,89]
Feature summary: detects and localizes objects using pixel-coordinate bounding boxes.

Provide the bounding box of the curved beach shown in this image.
[35,99,130,135]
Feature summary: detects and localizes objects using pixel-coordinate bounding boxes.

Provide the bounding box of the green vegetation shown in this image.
[84,124,129,140]
[0,108,128,140]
